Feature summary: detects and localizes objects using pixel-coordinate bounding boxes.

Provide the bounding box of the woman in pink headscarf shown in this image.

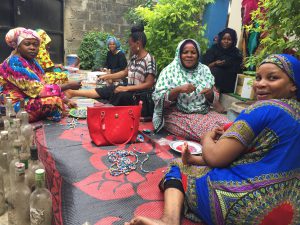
[0,27,81,122]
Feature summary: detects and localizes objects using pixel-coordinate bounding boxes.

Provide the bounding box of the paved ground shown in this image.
[0,211,7,225]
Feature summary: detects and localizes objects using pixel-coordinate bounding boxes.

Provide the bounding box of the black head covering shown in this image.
[217,28,238,52]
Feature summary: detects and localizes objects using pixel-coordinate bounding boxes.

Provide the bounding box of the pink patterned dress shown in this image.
[0,55,65,122]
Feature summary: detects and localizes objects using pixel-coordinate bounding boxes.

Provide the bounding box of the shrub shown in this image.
[77,31,110,70]
[134,0,214,73]
[124,0,155,25]
[245,0,300,68]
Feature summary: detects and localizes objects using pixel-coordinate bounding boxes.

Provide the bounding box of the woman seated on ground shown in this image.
[0,27,81,122]
[126,54,300,225]
[66,24,156,107]
[35,29,69,84]
[98,36,127,74]
[152,39,230,141]
[202,28,243,112]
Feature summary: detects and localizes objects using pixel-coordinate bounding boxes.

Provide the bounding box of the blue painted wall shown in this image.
[203,0,230,47]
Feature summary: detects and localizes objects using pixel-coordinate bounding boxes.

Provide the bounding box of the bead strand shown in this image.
[107,149,153,176]
[108,150,138,176]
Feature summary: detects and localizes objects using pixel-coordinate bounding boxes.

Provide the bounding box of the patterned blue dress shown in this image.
[163,99,300,225]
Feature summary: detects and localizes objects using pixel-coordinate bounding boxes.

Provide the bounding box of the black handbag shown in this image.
[132,89,154,118]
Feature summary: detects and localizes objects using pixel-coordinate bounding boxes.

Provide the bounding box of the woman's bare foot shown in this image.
[181,142,193,165]
[124,216,168,225]
[213,100,226,114]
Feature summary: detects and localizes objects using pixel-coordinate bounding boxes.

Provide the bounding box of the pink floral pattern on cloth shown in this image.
[0,55,64,122]
[39,84,62,98]
[164,107,230,141]
[25,96,64,122]
[1,55,63,100]
[5,27,40,48]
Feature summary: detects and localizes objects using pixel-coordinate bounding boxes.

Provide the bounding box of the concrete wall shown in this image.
[64,0,136,56]
[227,0,242,46]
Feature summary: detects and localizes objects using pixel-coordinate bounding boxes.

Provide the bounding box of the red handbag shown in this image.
[87,103,142,146]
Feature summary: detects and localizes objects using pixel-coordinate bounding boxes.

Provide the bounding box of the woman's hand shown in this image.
[101,74,112,81]
[114,86,129,93]
[209,60,225,68]
[214,60,225,66]
[63,97,77,110]
[100,75,113,85]
[200,88,213,95]
[66,99,77,109]
[200,88,214,102]
[201,126,224,145]
[201,126,245,168]
[55,64,65,70]
[179,83,196,94]
[168,83,196,101]
[204,126,224,142]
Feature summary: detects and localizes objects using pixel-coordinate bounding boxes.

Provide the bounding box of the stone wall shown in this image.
[64,0,136,55]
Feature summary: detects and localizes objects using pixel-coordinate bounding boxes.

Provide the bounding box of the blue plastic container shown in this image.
[66,54,78,66]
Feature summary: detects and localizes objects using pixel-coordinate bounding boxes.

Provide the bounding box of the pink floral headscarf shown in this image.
[5,27,40,49]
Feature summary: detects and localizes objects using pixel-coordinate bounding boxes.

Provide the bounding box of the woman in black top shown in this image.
[102,36,127,73]
[202,28,243,94]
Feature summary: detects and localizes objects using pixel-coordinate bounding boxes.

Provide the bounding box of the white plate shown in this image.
[64,66,79,71]
[97,72,108,76]
[75,99,95,108]
[169,141,202,155]
[87,71,107,76]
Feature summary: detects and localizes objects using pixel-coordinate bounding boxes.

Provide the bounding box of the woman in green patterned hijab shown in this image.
[152,39,230,140]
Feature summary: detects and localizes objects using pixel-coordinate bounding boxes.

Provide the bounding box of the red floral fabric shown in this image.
[36,119,202,225]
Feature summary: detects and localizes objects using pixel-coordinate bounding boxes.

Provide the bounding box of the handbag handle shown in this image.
[100,109,136,145]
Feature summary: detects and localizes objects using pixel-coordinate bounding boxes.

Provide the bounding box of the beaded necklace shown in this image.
[108,149,151,176]
[108,150,138,176]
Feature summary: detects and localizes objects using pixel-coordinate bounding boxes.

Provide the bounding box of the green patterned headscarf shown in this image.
[152,39,215,132]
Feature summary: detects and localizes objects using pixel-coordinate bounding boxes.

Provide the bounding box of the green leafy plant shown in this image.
[77,31,110,70]
[124,0,156,25]
[245,0,300,68]
[133,0,214,73]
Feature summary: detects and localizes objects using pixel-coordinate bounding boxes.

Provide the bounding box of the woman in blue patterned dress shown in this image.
[125,54,300,225]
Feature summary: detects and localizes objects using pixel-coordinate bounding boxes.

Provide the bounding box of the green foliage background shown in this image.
[77,31,110,70]
[124,0,155,25]
[245,0,300,68]
[133,0,214,73]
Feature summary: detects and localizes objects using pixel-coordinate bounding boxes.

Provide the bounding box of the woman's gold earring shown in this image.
[137,47,140,52]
